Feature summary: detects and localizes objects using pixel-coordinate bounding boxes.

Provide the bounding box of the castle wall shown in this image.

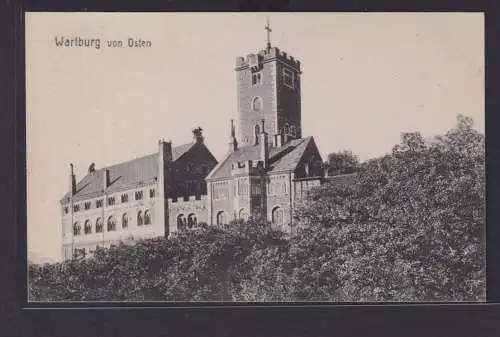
[61,182,164,260]
[168,195,209,233]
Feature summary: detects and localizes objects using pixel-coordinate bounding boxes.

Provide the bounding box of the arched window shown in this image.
[252,96,263,111]
[216,211,226,225]
[239,208,249,221]
[177,214,186,231]
[290,125,296,137]
[107,216,116,231]
[254,124,260,145]
[73,222,81,236]
[272,207,284,226]
[95,218,103,233]
[84,220,92,234]
[137,211,143,226]
[122,213,128,229]
[187,213,197,229]
[283,123,290,135]
[144,210,151,225]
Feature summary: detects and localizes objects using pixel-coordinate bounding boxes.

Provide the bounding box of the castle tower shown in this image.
[235,19,302,147]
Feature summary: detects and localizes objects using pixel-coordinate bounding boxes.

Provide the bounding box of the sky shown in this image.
[25,12,484,263]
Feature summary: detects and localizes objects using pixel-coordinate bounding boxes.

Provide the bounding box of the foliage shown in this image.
[29,115,485,302]
[325,150,360,175]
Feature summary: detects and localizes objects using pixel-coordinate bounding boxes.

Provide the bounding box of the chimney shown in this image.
[159,138,173,163]
[192,127,204,144]
[260,119,269,168]
[103,168,110,190]
[274,133,283,148]
[229,119,238,152]
[69,163,76,196]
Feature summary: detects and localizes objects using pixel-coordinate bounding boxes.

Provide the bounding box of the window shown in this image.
[137,211,144,226]
[84,220,92,234]
[73,248,86,260]
[107,216,116,231]
[107,197,115,206]
[283,123,290,135]
[84,202,91,210]
[254,124,260,145]
[121,194,128,203]
[283,68,294,88]
[239,209,249,221]
[144,210,151,225]
[73,222,81,236]
[149,188,155,198]
[216,211,227,225]
[122,213,128,229]
[187,213,197,229]
[252,96,263,111]
[63,206,69,214]
[272,207,284,226]
[177,214,186,231]
[96,199,103,208]
[251,72,262,86]
[95,217,103,233]
[135,191,143,201]
[73,204,80,212]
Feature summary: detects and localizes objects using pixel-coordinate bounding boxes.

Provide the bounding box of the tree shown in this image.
[292,115,485,301]
[326,150,360,175]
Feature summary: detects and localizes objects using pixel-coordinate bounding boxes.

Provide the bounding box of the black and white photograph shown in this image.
[26,12,485,303]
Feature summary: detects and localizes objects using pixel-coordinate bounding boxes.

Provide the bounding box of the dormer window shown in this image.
[251,72,262,86]
[283,68,294,89]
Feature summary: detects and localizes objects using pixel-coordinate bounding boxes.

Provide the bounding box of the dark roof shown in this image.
[206,137,314,180]
[61,142,196,203]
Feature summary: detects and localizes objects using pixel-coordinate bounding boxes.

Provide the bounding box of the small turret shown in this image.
[229,119,238,152]
[69,163,76,196]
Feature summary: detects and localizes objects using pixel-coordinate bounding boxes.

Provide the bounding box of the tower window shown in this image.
[135,191,143,200]
[251,72,262,86]
[252,96,263,111]
[107,197,115,206]
[283,68,294,89]
[96,199,103,208]
[121,193,128,203]
[149,188,155,198]
[84,202,91,210]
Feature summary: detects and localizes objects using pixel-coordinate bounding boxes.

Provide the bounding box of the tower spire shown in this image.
[265,17,272,50]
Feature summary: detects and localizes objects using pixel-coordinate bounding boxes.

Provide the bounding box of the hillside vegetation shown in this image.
[29,115,485,302]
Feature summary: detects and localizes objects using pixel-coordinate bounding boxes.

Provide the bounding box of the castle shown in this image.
[60,23,332,260]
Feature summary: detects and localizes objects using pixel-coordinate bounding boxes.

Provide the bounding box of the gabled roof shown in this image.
[61,142,196,203]
[206,137,316,180]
